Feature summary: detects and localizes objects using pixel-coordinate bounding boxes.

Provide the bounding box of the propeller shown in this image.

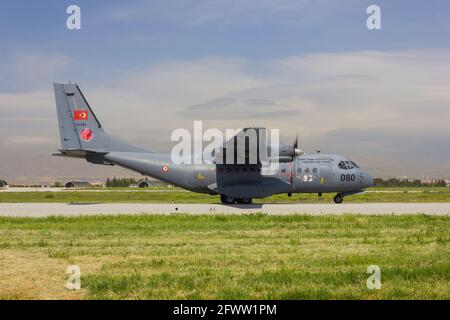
[293,132,303,157]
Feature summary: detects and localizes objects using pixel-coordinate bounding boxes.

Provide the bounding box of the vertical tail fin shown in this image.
[53,82,148,153]
[54,82,108,151]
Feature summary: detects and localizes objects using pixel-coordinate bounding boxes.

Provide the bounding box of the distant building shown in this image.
[64,181,91,188]
[421,176,434,185]
[0,180,8,188]
[90,181,104,188]
[136,179,171,188]
[397,176,415,182]
[420,176,449,187]
[137,180,150,188]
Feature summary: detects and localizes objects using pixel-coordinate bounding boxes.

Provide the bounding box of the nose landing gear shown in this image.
[333,194,344,204]
[333,190,364,203]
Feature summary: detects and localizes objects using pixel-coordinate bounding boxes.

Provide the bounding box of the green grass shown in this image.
[1,187,450,203]
[368,187,450,192]
[0,214,449,299]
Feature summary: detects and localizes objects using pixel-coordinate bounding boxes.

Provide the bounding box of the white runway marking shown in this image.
[0,203,449,217]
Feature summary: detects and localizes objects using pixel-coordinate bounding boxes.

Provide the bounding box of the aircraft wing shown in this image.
[214,127,297,164]
[214,127,267,165]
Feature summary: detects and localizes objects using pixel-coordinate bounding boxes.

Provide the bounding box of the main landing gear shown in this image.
[333,194,344,204]
[220,195,252,205]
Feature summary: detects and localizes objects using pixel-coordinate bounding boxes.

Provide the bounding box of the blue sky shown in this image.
[1,0,449,87]
[1,0,450,182]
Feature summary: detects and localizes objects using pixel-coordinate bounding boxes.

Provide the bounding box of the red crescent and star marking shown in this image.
[74,109,89,121]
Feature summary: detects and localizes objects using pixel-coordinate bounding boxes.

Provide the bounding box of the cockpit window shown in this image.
[350,161,360,168]
[339,160,359,170]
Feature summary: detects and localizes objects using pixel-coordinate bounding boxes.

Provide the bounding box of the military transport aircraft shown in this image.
[53,82,374,204]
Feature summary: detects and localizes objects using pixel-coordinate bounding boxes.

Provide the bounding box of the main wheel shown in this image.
[237,198,252,204]
[333,194,343,204]
[220,195,236,204]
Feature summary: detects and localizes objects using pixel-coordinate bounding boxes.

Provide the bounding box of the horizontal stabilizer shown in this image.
[53,149,114,165]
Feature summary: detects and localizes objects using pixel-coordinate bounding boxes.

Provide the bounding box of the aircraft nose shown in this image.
[362,171,374,188]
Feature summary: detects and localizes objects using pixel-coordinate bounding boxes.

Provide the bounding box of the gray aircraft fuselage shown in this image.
[104,151,374,201]
[53,82,374,204]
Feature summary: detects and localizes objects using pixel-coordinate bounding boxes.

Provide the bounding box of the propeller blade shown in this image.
[292,131,303,157]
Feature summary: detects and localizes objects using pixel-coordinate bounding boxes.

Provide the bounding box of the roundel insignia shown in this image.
[162,165,169,172]
[80,128,94,141]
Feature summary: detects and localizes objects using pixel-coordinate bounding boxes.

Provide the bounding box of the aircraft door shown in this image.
[319,165,333,191]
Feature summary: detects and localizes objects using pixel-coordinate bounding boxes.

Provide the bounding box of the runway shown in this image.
[0,203,449,217]
[0,187,187,192]
[0,187,441,193]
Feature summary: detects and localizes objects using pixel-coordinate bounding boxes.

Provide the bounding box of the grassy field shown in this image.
[1,187,449,203]
[0,214,449,299]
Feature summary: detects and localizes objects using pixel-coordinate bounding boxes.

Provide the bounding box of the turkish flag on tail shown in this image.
[74,109,89,121]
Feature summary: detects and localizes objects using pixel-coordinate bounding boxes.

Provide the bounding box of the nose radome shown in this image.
[363,171,374,188]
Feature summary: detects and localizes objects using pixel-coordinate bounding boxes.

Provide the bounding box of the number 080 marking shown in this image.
[341,174,355,182]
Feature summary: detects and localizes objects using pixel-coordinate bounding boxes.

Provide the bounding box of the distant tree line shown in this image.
[106,177,139,187]
[374,178,448,187]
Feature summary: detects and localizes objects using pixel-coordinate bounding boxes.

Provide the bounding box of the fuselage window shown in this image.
[344,161,353,169]
[305,168,310,174]
[281,168,286,174]
[297,167,302,174]
[313,168,318,174]
[338,161,347,169]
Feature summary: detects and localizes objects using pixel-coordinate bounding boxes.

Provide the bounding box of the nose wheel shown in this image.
[333,194,344,204]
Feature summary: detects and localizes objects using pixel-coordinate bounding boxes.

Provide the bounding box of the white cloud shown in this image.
[2,49,450,181]
[3,136,56,146]
[0,51,72,92]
